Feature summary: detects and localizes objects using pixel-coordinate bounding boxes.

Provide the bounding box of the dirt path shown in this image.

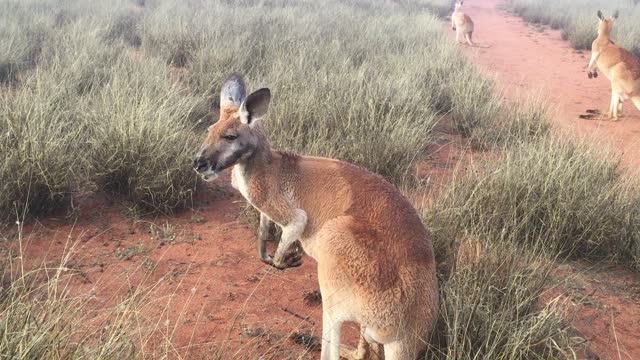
[450,1,640,359]
[455,0,640,169]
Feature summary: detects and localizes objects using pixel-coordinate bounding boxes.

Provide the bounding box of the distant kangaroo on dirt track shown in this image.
[193,74,439,360]
[587,10,640,121]
[451,1,477,46]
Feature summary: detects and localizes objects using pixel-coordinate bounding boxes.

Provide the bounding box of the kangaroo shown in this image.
[587,10,640,121]
[193,74,439,360]
[451,1,475,46]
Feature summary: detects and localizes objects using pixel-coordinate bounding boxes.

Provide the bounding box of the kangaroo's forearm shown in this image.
[272,209,307,266]
[587,52,599,72]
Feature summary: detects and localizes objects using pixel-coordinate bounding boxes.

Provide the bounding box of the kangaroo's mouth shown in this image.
[201,170,219,182]
[195,165,219,182]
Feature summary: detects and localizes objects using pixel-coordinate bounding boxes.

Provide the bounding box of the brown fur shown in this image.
[588,12,640,120]
[196,77,439,360]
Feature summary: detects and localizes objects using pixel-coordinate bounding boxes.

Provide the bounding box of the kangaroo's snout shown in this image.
[193,147,216,173]
[193,155,210,172]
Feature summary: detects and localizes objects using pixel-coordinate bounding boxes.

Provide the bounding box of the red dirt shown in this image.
[452,1,640,359]
[549,262,640,360]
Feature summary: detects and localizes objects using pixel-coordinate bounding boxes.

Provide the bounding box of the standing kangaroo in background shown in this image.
[193,74,439,360]
[587,10,640,121]
[451,1,475,46]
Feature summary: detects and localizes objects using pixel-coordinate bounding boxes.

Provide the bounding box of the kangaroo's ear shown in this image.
[597,10,604,21]
[220,73,246,110]
[240,88,271,126]
[612,10,619,20]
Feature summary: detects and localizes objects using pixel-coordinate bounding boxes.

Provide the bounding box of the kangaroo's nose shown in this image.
[193,155,209,172]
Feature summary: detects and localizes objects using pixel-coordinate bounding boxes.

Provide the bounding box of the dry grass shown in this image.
[0,226,140,359]
[426,137,640,271]
[0,0,481,220]
[85,54,203,213]
[0,0,545,217]
[469,94,550,150]
[424,241,576,359]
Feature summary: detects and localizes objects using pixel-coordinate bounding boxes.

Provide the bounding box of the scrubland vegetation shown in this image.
[0,247,139,359]
[505,0,640,56]
[1,0,639,358]
[426,138,640,268]
[0,0,553,220]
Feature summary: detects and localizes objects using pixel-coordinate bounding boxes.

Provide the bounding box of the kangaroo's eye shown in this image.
[223,134,238,141]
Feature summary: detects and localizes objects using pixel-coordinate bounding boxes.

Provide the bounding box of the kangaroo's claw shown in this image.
[261,255,274,266]
[271,243,304,270]
[282,247,304,268]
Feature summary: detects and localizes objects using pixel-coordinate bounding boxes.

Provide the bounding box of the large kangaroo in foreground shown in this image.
[587,10,640,120]
[193,74,439,359]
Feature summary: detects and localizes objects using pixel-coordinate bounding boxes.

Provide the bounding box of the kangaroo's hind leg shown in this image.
[465,31,474,46]
[617,97,624,117]
[607,90,620,120]
[383,338,422,360]
[320,310,343,360]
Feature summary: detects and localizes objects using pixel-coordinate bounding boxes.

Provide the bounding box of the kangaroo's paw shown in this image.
[272,242,303,270]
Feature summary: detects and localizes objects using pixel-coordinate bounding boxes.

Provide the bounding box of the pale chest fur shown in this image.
[232,164,251,202]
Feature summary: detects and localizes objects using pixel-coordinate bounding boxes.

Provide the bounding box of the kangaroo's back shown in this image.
[290,156,430,251]
[453,11,473,33]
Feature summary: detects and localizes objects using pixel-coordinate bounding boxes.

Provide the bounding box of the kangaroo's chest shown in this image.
[454,13,467,26]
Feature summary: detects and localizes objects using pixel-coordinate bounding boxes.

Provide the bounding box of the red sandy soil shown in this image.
[451,1,640,359]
